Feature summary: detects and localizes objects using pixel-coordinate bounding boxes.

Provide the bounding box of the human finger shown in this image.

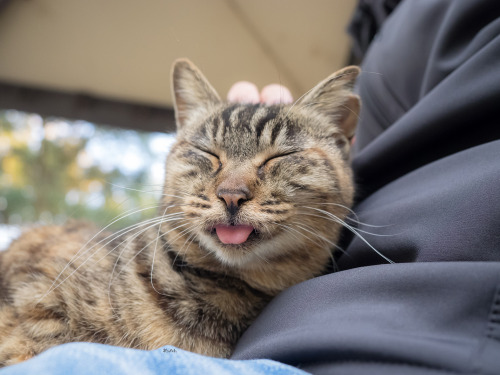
[227,81,260,104]
[260,84,293,105]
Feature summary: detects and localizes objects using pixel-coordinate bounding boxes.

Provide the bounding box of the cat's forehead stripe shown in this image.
[230,107,248,132]
[208,105,284,147]
[270,117,285,145]
[216,115,226,143]
[236,106,255,134]
[220,105,238,135]
[211,115,220,141]
[254,107,279,144]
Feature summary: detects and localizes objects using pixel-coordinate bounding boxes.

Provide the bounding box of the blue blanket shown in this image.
[0,343,308,375]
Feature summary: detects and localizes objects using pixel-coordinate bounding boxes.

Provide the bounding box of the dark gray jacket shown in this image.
[232,1,500,374]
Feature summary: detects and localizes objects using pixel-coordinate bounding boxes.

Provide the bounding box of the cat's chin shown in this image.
[197,228,293,269]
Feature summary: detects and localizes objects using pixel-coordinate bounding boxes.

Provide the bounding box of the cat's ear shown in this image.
[299,66,360,139]
[171,59,221,129]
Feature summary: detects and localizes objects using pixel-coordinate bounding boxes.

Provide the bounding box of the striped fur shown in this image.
[0,59,360,366]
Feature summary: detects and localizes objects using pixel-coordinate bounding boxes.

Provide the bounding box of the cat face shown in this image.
[163,59,360,269]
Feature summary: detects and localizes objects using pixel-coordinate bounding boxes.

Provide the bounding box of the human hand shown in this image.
[227,81,293,105]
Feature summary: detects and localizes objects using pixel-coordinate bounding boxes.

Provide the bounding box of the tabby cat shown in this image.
[0,59,360,366]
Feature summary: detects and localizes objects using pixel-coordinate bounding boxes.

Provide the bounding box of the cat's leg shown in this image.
[0,303,71,367]
[0,330,38,366]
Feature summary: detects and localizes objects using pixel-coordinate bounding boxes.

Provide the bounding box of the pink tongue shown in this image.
[215,225,254,245]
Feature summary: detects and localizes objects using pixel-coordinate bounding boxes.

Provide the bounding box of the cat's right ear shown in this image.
[171,59,221,130]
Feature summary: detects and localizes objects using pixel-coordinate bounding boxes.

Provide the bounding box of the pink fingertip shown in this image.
[260,84,293,105]
[227,81,260,104]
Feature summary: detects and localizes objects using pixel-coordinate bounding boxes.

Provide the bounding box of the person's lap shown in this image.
[2,1,500,374]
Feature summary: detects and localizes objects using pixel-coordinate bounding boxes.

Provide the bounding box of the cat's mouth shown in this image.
[210,224,258,245]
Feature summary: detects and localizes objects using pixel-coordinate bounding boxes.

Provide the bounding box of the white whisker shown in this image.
[105,182,186,200]
[292,221,347,255]
[301,206,395,264]
[39,204,179,301]
[148,222,199,296]
[47,215,186,300]
[110,221,192,290]
[107,205,182,291]
[299,211,396,237]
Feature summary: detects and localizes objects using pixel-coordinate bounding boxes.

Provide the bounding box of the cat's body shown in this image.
[0,59,360,366]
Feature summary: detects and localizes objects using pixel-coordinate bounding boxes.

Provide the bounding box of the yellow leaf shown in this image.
[1,155,26,186]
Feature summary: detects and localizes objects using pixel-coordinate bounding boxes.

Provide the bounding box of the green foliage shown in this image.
[0,110,171,230]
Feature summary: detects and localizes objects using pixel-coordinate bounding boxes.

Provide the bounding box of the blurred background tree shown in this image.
[0,110,176,249]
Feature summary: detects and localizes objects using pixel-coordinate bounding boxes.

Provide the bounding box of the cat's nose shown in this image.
[217,188,251,216]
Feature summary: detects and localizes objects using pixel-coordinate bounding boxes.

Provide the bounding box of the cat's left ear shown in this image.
[299,66,360,139]
[171,59,221,130]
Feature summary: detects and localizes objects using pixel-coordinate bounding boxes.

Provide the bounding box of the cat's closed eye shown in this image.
[195,147,219,161]
[260,151,299,167]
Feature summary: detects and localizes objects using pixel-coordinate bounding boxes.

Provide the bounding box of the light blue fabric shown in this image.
[0,343,309,375]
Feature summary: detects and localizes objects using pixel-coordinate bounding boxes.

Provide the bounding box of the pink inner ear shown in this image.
[215,225,254,244]
[337,94,360,139]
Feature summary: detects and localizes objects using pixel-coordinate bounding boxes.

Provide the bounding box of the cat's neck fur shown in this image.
[160,221,335,295]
